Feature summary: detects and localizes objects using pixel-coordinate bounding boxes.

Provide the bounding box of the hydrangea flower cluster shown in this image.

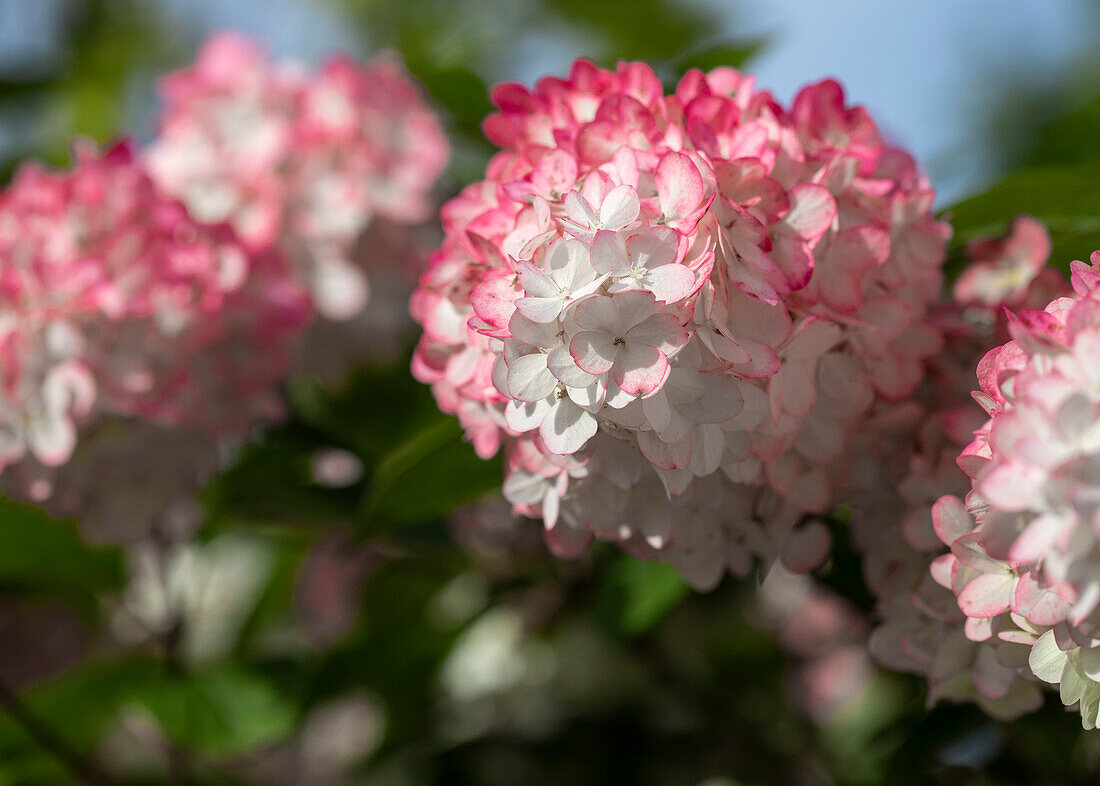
[931,250,1100,728]
[147,32,448,321]
[848,218,1100,726]
[0,141,308,499]
[411,59,950,588]
[851,374,1049,721]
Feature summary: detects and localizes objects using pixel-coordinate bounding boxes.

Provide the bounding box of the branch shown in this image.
[0,677,113,785]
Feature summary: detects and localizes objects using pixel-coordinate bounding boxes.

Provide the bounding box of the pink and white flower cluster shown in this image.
[931,250,1100,728]
[0,141,309,498]
[147,32,448,321]
[848,218,1100,727]
[410,59,950,588]
[851,217,1067,721]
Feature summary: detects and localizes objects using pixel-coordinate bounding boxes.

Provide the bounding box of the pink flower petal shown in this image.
[1009,512,1069,564]
[614,343,668,396]
[931,495,972,546]
[655,150,705,226]
[957,572,1015,618]
[979,461,1045,512]
[630,227,679,269]
[569,331,617,375]
[563,190,598,229]
[1012,572,1069,627]
[781,520,831,573]
[768,232,814,291]
[646,264,696,303]
[929,553,956,589]
[530,149,578,195]
[638,429,692,470]
[516,259,559,298]
[782,184,836,244]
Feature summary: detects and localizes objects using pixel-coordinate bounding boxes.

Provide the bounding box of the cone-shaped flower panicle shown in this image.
[410,59,950,588]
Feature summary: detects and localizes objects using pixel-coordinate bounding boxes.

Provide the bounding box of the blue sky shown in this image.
[2,0,1097,203]
[718,0,1099,201]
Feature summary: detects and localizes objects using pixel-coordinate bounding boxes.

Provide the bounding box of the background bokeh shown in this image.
[3,1,1100,784]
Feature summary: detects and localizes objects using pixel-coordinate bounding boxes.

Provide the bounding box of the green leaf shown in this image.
[944,163,1100,279]
[53,0,167,145]
[0,656,161,773]
[0,78,55,102]
[357,415,502,533]
[130,666,297,756]
[288,359,442,465]
[542,0,716,64]
[599,556,689,636]
[667,39,765,76]
[319,557,465,756]
[202,432,356,529]
[404,59,493,143]
[0,497,125,594]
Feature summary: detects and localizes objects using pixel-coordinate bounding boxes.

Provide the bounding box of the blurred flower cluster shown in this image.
[0,141,308,503]
[0,28,449,783]
[147,32,448,321]
[850,217,1067,721]
[0,33,447,542]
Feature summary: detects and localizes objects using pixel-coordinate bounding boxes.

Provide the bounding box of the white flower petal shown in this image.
[548,345,599,388]
[540,397,598,455]
[599,185,640,231]
[503,471,548,506]
[590,230,629,275]
[505,398,551,432]
[515,296,565,324]
[507,353,558,402]
[1030,629,1069,684]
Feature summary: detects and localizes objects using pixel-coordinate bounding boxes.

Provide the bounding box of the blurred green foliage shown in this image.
[946,165,1100,279]
[0,499,124,598]
[945,57,1100,279]
[0,0,165,183]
